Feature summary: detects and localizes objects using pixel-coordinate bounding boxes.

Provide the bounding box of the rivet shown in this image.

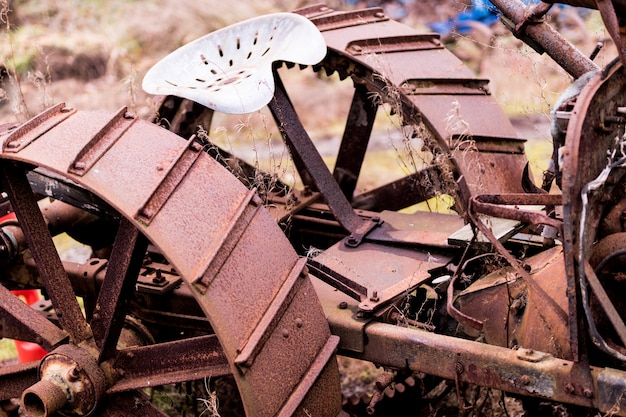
[281,328,289,338]
[520,375,530,385]
[295,318,303,328]
[338,301,348,309]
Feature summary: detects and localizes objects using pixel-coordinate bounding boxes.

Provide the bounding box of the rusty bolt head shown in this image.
[66,367,81,382]
[520,375,530,386]
[455,362,464,374]
[564,383,576,394]
[583,388,593,399]
[338,301,348,309]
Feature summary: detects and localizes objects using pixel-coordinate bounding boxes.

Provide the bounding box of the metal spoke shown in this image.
[0,361,38,400]
[0,283,68,350]
[0,162,91,343]
[333,83,378,200]
[268,71,368,235]
[108,335,230,393]
[90,218,148,362]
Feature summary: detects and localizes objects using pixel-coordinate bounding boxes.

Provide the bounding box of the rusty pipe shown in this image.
[489,0,599,78]
[22,379,69,417]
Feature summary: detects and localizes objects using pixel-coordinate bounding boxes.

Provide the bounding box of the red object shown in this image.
[11,290,48,363]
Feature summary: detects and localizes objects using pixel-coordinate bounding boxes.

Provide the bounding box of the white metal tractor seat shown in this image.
[142,12,327,114]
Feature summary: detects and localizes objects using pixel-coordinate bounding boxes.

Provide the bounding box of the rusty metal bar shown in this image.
[268,70,380,242]
[108,335,230,393]
[308,8,388,32]
[2,103,76,153]
[235,257,307,369]
[333,83,378,200]
[345,321,618,412]
[91,217,149,362]
[193,189,261,293]
[0,162,92,343]
[276,335,340,417]
[471,193,563,232]
[68,107,136,176]
[0,283,68,350]
[0,361,38,400]
[346,34,443,55]
[489,0,598,78]
[136,139,204,224]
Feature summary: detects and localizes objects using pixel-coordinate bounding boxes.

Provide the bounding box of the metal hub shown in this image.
[23,345,106,417]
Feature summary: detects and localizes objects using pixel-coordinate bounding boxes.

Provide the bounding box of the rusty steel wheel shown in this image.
[0,104,341,416]
[156,4,530,227]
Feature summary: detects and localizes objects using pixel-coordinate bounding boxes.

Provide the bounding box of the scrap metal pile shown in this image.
[0,0,625,415]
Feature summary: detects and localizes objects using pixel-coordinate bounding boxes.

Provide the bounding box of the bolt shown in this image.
[152,270,166,284]
[520,375,530,385]
[66,367,80,382]
[370,291,380,302]
[346,235,358,245]
[583,388,593,399]
[564,383,576,394]
[455,362,464,374]
[338,301,348,309]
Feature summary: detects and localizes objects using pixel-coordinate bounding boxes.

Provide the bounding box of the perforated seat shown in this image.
[142,13,327,114]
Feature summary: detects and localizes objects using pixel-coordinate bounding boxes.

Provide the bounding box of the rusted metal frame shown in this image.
[0,361,38,400]
[333,82,378,200]
[489,0,598,78]
[402,79,491,96]
[276,335,340,417]
[108,334,230,393]
[0,162,92,343]
[102,390,170,417]
[344,321,607,412]
[471,193,563,233]
[268,69,381,244]
[68,107,136,176]
[0,283,68,350]
[193,189,261,293]
[351,165,444,211]
[467,200,569,326]
[90,217,149,362]
[235,257,307,370]
[135,138,204,225]
[1,103,76,153]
